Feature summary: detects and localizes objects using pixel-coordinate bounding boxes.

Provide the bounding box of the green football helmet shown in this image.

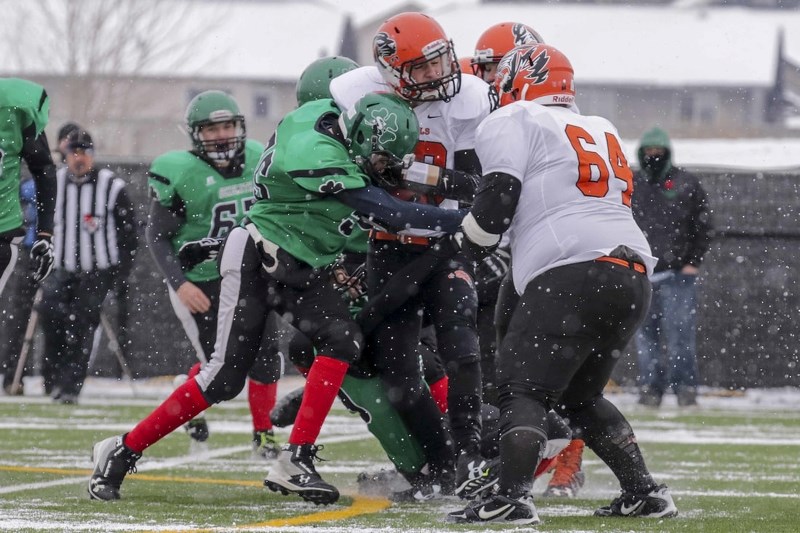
[185,90,246,164]
[338,93,418,160]
[296,56,359,107]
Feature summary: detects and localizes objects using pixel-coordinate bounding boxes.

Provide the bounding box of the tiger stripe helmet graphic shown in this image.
[493,44,575,108]
[473,22,544,65]
[512,23,542,47]
[374,32,397,62]
[472,22,544,83]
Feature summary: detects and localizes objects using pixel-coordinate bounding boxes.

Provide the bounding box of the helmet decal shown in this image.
[208,109,236,122]
[495,44,575,107]
[365,107,399,147]
[512,23,539,46]
[421,39,448,60]
[498,46,548,93]
[374,32,398,62]
[523,48,550,85]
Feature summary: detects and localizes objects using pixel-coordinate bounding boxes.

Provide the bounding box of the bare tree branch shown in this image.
[2,0,221,126]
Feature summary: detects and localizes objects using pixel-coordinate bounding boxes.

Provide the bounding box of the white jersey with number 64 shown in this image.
[475,102,656,294]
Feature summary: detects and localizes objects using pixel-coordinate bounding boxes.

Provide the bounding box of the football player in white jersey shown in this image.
[468,22,543,408]
[330,12,498,499]
[448,44,678,525]
[471,21,590,500]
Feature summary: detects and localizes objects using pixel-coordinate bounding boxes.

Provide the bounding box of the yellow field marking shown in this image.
[0,465,90,476]
[254,495,390,527]
[1,465,392,530]
[154,495,391,532]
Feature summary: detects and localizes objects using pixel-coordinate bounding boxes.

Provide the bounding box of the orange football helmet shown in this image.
[373,12,461,102]
[472,22,544,82]
[493,44,575,108]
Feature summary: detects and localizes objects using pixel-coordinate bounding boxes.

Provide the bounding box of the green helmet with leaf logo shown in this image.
[337,92,418,163]
[296,56,359,107]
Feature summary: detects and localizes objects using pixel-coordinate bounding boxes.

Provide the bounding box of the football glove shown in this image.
[476,247,511,285]
[475,247,511,304]
[177,237,223,271]
[30,234,54,283]
[372,153,415,190]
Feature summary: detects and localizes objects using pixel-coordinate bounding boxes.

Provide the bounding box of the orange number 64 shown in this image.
[565,124,633,207]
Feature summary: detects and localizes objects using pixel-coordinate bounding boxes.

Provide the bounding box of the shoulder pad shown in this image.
[0,78,49,135]
[330,66,388,112]
[448,75,492,122]
[149,150,200,178]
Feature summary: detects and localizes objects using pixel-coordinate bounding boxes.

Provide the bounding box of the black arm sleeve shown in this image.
[337,184,465,234]
[470,172,522,235]
[146,198,187,290]
[20,123,57,235]
[439,148,482,203]
[113,187,139,279]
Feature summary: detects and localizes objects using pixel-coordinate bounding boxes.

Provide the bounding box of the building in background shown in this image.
[3,1,800,160]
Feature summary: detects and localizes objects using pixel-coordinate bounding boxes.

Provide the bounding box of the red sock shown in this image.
[289,355,348,445]
[294,365,310,377]
[429,375,449,414]
[248,379,278,432]
[187,362,202,379]
[124,378,211,453]
[534,456,557,479]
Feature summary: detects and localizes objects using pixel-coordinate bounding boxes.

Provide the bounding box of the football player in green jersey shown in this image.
[0,78,57,296]
[89,92,466,504]
[269,56,452,501]
[146,91,280,456]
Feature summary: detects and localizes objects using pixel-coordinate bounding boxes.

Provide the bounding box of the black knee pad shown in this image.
[545,410,573,442]
[445,359,482,396]
[435,319,480,366]
[309,318,363,364]
[203,366,249,403]
[248,350,282,383]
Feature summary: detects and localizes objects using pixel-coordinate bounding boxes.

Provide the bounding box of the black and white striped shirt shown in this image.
[53,167,138,273]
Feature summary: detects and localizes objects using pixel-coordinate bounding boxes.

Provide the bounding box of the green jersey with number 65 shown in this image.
[0,78,50,235]
[247,99,369,268]
[148,138,264,282]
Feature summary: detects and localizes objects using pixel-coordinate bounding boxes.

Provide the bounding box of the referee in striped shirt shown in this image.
[38,129,138,404]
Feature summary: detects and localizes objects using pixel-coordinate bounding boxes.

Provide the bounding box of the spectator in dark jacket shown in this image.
[631,126,712,408]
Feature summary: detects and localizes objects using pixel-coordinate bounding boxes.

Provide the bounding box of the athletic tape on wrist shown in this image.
[403,161,441,186]
[461,212,501,247]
